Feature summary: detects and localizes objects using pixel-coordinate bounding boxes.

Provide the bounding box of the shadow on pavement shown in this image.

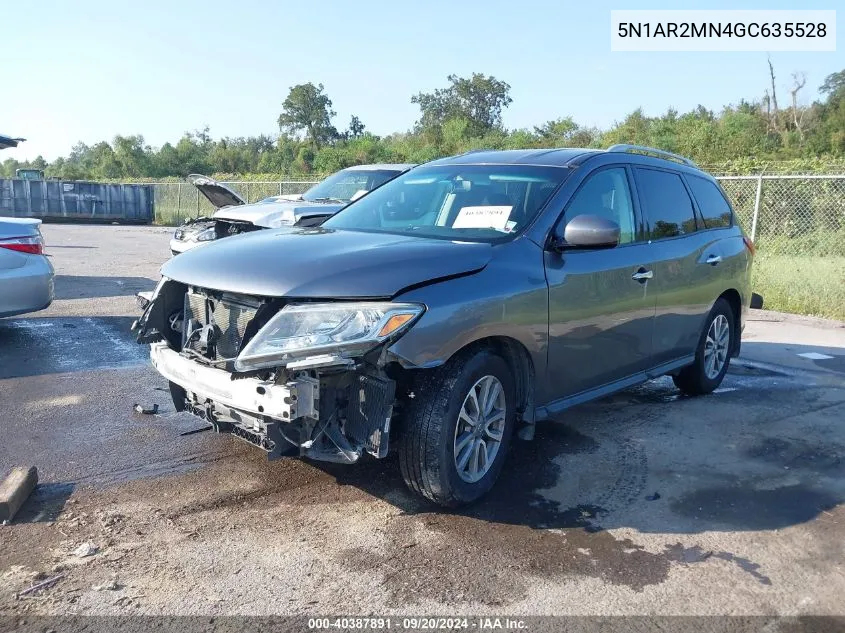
[11,482,76,524]
[53,275,156,300]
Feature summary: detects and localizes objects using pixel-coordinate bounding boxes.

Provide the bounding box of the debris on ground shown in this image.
[133,403,159,415]
[73,542,99,558]
[646,492,661,501]
[17,574,65,597]
[93,576,120,591]
[96,510,125,530]
[0,466,39,523]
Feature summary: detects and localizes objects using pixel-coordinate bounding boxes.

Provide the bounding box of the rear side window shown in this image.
[634,168,698,239]
[686,175,733,228]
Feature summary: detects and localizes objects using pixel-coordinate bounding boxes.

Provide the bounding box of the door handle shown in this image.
[706,254,722,265]
[632,268,653,282]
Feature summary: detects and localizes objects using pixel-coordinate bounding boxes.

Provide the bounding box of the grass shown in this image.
[752,253,845,321]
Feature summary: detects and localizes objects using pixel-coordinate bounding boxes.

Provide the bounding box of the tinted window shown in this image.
[687,175,733,228]
[635,168,698,239]
[565,168,636,244]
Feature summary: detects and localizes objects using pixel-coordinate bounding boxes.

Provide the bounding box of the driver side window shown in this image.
[565,168,636,244]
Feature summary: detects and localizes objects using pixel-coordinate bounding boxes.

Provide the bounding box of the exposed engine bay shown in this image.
[214,218,262,239]
[133,280,401,464]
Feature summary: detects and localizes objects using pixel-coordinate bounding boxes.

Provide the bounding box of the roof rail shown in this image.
[606,144,697,167]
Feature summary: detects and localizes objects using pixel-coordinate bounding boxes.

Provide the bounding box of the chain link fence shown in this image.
[148,174,845,319]
[153,180,319,225]
[717,175,845,320]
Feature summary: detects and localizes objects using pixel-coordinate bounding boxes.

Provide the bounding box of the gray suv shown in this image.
[135,145,753,507]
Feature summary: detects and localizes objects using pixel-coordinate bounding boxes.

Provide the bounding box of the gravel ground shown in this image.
[1,224,844,617]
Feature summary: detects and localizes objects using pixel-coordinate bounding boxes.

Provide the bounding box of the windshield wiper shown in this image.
[309,197,346,204]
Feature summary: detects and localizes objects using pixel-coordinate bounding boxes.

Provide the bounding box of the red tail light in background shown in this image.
[743,236,756,256]
[0,235,44,255]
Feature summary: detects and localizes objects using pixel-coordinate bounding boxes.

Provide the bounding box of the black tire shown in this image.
[398,348,516,507]
[672,298,735,396]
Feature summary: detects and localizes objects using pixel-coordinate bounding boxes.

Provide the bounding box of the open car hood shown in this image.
[161,227,492,298]
[213,199,345,227]
[188,174,246,209]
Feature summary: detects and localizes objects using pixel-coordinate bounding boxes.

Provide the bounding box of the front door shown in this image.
[544,166,656,400]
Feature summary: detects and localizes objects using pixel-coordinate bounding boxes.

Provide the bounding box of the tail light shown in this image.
[0,235,44,255]
[743,236,756,256]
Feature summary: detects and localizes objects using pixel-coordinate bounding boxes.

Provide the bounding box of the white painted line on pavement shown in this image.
[797,352,835,360]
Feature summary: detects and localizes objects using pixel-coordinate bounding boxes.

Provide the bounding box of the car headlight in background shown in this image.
[174,223,216,242]
[234,302,424,371]
[195,227,216,242]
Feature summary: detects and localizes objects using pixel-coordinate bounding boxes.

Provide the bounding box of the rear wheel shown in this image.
[398,349,516,507]
[672,298,734,396]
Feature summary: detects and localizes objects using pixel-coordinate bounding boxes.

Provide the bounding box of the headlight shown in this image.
[234,302,424,371]
[195,227,216,242]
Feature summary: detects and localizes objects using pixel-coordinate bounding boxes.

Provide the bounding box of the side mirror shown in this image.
[551,214,621,251]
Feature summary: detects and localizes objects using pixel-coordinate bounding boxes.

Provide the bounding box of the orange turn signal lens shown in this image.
[378,313,416,338]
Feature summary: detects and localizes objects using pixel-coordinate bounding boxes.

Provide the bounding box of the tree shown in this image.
[277,83,338,149]
[348,115,365,139]
[534,117,597,147]
[412,73,512,138]
[820,69,845,100]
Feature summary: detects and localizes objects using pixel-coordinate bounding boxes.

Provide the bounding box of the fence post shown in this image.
[279,182,283,196]
[750,174,763,242]
[196,188,200,218]
[176,183,182,225]
[246,182,250,204]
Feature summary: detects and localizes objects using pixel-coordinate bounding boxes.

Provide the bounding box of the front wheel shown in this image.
[398,349,516,507]
[673,298,735,396]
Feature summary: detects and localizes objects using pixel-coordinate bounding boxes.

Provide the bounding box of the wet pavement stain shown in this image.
[338,424,671,605]
[0,316,146,378]
[664,543,772,585]
[745,437,845,476]
[671,484,839,530]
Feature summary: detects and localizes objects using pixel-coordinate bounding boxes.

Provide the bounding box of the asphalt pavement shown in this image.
[0,224,843,617]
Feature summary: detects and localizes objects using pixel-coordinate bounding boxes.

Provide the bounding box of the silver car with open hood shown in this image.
[169,164,415,255]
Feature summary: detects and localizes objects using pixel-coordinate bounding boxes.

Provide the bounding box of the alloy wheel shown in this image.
[453,375,507,483]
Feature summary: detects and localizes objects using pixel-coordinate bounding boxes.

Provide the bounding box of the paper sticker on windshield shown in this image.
[452,206,512,231]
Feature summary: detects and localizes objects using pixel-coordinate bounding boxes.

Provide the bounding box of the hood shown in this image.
[213,199,345,227]
[188,174,245,209]
[161,227,492,298]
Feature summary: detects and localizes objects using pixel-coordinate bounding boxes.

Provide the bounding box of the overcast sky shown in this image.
[3,0,841,161]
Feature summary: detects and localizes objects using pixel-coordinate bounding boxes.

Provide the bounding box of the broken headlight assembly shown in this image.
[174,224,215,242]
[234,302,424,372]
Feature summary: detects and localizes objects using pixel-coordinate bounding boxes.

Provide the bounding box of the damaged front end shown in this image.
[133,280,421,464]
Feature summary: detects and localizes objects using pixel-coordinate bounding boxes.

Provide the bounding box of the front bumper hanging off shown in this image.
[150,342,396,464]
[150,342,318,421]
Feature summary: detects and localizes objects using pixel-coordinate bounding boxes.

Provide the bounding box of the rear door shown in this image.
[633,167,717,365]
[545,166,657,400]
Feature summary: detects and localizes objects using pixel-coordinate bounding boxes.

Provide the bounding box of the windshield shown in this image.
[302,168,402,203]
[322,164,568,241]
